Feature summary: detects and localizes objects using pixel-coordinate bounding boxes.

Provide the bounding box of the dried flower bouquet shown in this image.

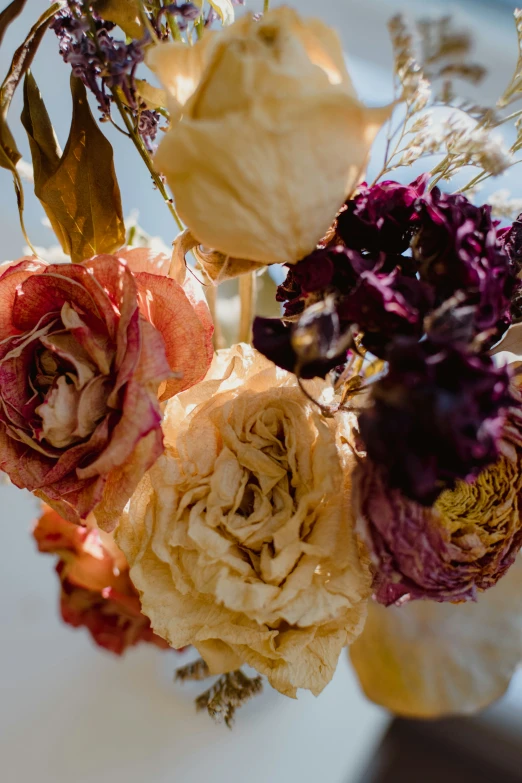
[3,0,522,725]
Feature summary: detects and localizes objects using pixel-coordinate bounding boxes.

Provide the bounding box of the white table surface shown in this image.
[0,483,390,783]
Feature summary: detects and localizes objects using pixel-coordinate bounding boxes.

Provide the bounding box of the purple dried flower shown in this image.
[253,299,350,379]
[338,259,434,356]
[274,245,430,360]
[413,189,515,337]
[51,3,150,148]
[353,457,522,605]
[357,336,513,505]
[336,174,430,254]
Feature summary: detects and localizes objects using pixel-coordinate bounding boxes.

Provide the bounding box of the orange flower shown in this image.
[34,506,170,655]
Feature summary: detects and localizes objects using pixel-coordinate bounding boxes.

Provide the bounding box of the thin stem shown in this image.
[263,0,270,12]
[111,89,184,231]
[166,12,183,41]
[238,272,256,344]
[195,14,205,39]
[83,3,183,230]
[107,116,131,137]
[13,169,38,256]
[204,282,225,350]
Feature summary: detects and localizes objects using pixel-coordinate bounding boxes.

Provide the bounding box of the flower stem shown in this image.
[239,271,256,344]
[110,88,184,231]
[205,282,226,350]
[263,0,270,12]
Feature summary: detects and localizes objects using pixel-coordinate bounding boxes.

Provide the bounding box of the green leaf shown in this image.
[23,74,125,263]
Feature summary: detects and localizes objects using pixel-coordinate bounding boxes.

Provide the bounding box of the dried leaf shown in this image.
[134,79,167,110]
[23,75,125,262]
[21,72,67,250]
[0,0,27,48]
[94,0,143,40]
[0,0,59,250]
[0,2,63,119]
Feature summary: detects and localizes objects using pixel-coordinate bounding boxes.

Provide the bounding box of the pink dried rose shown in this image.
[0,249,213,530]
[34,505,170,655]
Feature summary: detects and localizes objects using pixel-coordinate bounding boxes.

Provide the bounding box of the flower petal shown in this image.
[0,258,46,339]
[94,428,164,532]
[77,380,161,479]
[134,271,213,400]
[350,556,522,718]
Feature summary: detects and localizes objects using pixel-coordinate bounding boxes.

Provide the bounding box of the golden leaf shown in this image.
[22,75,125,263]
[94,0,143,39]
[134,79,167,110]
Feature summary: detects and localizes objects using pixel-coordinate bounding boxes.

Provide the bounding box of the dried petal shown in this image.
[152,8,391,267]
[350,556,522,717]
[116,344,371,697]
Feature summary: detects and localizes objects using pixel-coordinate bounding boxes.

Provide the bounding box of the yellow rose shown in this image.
[116,345,371,697]
[149,8,390,268]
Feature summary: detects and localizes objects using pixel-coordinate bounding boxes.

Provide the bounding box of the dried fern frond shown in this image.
[196,670,263,729]
[175,658,211,682]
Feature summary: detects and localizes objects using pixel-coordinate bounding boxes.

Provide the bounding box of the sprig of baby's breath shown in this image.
[375,14,512,186]
[375,14,487,182]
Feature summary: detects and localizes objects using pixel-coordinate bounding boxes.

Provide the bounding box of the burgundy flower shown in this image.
[253,299,349,379]
[353,458,522,605]
[0,250,213,529]
[34,506,170,654]
[268,245,431,370]
[413,189,514,337]
[336,175,429,254]
[338,259,434,356]
[276,246,359,318]
[500,212,522,320]
[357,336,513,505]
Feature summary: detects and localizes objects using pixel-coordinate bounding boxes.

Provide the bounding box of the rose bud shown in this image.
[148,7,390,269]
[34,505,169,654]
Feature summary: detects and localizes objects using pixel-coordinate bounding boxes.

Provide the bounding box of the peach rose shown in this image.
[0,249,213,529]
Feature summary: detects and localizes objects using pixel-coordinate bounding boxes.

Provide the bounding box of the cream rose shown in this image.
[148,8,391,269]
[116,345,371,697]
